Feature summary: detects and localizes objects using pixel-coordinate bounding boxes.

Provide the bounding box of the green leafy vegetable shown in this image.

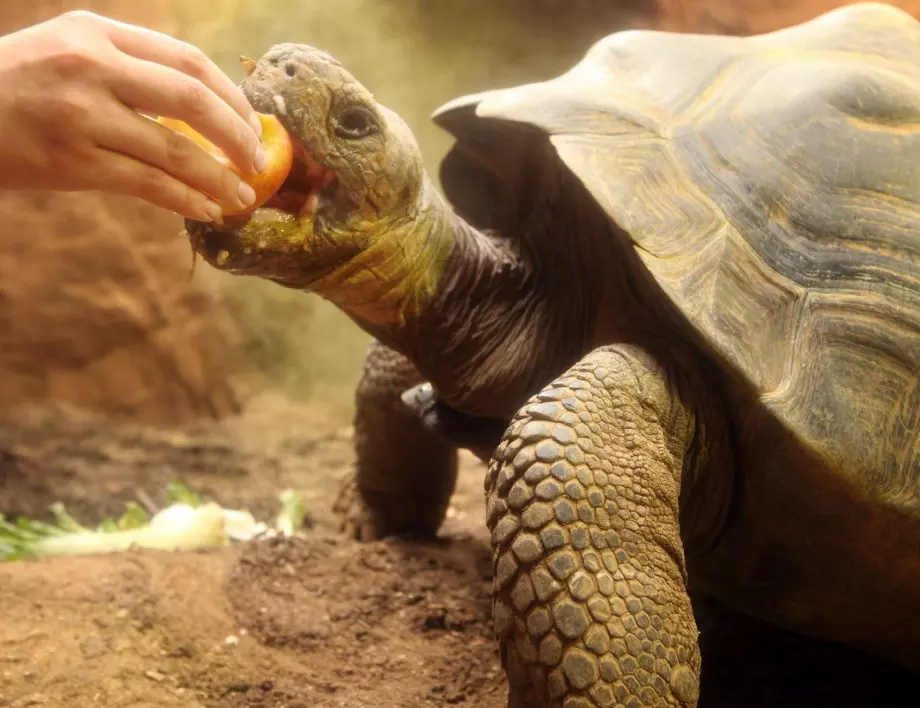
[275,489,310,536]
[165,481,201,508]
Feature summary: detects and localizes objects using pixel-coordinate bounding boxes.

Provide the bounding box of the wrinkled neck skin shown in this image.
[299,175,456,329]
[308,172,598,420]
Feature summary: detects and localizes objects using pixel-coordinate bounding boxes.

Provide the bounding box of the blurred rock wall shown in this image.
[0,3,244,426]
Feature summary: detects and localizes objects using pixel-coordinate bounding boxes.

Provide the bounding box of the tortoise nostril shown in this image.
[285,63,296,77]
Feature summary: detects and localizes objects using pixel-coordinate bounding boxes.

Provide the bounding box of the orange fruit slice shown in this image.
[157,112,294,217]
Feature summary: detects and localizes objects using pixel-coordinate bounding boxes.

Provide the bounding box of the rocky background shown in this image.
[3,0,919,427]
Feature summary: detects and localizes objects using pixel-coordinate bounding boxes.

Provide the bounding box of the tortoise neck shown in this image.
[346,166,616,419]
[348,180,546,416]
[307,175,455,327]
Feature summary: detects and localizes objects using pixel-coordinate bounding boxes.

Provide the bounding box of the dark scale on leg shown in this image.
[486,344,702,707]
[334,340,459,541]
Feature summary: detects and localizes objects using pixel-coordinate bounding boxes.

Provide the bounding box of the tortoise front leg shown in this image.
[488,344,702,707]
[335,340,459,541]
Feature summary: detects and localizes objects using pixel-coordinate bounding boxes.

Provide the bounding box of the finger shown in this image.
[106,54,266,177]
[96,16,261,137]
[87,147,224,222]
[93,104,254,212]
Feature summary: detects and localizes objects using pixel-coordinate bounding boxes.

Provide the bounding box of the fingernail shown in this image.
[238,181,257,207]
[203,200,223,222]
[253,146,269,174]
[249,113,263,137]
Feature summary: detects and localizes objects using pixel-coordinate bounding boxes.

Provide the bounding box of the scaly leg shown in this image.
[487,344,702,707]
[335,340,459,541]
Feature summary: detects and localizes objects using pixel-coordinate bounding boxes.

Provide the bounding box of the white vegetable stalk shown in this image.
[28,503,229,557]
[0,484,309,561]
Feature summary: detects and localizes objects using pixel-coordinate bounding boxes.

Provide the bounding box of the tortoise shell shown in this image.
[432,3,920,489]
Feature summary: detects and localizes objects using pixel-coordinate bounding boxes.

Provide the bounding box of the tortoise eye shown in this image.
[334,106,379,139]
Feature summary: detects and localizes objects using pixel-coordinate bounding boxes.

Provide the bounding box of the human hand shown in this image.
[0,10,267,221]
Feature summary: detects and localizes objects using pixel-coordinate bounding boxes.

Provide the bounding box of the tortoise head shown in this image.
[186,44,450,326]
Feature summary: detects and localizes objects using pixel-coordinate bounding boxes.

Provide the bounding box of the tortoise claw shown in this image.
[332,477,389,542]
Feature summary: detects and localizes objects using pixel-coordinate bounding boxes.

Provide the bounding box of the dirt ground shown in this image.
[1,398,918,708]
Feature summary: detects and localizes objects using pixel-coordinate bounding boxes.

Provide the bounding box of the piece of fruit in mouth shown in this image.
[157,112,294,217]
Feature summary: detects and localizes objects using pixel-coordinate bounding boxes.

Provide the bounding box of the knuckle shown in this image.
[50,89,95,126]
[67,142,94,164]
[44,40,104,79]
[216,167,241,197]
[135,166,172,198]
[58,9,101,26]
[180,80,210,119]
[162,127,197,168]
[236,120,258,153]
[161,129,234,200]
[177,44,210,79]
[55,144,94,178]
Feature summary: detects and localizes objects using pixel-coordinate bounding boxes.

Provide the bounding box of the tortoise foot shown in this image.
[338,341,459,543]
[333,474,448,542]
[333,476,390,542]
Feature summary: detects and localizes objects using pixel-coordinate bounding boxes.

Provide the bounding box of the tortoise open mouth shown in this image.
[186,130,340,272]
[253,140,337,222]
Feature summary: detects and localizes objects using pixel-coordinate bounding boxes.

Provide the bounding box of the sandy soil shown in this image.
[0,398,917,708]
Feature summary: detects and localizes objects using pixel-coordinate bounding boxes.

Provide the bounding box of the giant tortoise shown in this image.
[185,3,920,705]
